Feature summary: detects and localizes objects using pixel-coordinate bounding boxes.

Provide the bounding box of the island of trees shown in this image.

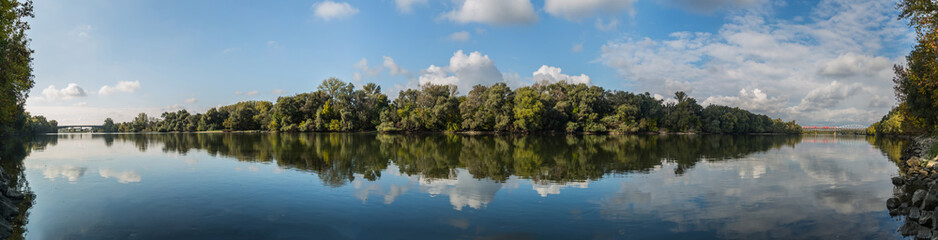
[101,78,801,134]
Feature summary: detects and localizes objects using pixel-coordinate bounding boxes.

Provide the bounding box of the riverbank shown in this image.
[886,136,938,239]
[0,166,28,238]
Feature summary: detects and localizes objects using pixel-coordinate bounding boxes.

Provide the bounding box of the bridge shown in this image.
[56,125,104,129]
[802,124,868,132]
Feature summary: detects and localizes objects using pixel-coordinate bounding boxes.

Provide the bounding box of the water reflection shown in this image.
[93,133,803,185]
[8,133,917,239]
[0,136,55,240]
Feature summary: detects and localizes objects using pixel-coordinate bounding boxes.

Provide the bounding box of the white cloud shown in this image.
[544,0,636,20]
[703,88,789,113]
[443,0,538,26]
[98,81,140,96]
[272,89,286,94]
[418,50,504,93]
[571,43,584,53]
[246,90,259,96]
[355,58,381,76]
[99,169,141,184]
[184,97,197,104]
[312,1,359,21]
[449,31,470,42]
[532,65,591,85]
[382,56,409,76]
[234,91,244,95]
[40,83,87,101]
[595,17,619,31]
[817,52,891,78]
[394,0,427,13]
[599,0,909,125]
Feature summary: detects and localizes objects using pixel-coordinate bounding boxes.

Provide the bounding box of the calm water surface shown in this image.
[1,133,910,239]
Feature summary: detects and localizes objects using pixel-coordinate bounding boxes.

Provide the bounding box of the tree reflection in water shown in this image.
[93,133,808,186]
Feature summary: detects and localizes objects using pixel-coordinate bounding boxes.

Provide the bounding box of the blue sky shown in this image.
[25,0,912,126]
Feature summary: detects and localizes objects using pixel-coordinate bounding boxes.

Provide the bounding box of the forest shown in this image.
[103,78,802,134]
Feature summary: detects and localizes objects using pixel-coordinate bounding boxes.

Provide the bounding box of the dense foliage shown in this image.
[870,0,938,135]
[107,78,801,134]
[0,0,56,134]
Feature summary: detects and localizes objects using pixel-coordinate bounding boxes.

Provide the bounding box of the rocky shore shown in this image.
[888,137,938,239]
[0,166,28,238]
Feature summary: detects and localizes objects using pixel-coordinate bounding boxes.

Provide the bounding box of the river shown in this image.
[0,133,909,239]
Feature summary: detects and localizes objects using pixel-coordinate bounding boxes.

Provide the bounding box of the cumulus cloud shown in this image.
[532,65,591,85]
[599,0,909,125]
[382,56,409,76]
[245,90,259,96]
[234,91,244,95]
[394,0,427,13]
[544,0,636,20]
[312,1,359,21]
[272,89,286,94]
[443,0,538,25]
[98,81,140,96]
[40,83,87,101]
[595,17,619,31]
[703,88,788,113]
[449,31,470,42]
[418,50,504,93]
[355,58,382,76]
[354,56,411,82]
[184,97,197,104]
[817,52,892,78]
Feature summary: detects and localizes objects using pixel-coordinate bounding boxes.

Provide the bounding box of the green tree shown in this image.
[0,0,34,134]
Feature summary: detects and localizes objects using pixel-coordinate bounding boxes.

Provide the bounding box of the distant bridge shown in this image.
[802,124,868,132]
[57,125,103,129]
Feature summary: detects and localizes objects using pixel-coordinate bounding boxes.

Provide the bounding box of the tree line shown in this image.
[0,0,56,135]
[103,78,801,134]
[868,0,938,135]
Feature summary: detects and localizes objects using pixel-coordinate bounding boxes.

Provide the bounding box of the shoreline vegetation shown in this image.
[97,79,802,135]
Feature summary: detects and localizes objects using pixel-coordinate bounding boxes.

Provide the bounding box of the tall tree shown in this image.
[0,0,34,133]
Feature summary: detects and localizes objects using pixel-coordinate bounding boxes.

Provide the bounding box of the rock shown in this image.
[911,207,922,220]
[924,192,938,211]
[889,197,902,209]
[916,190,929,206]
[911,158,924,168]
[897,177,908,186]
[928,160,938,169]
[901,221,921,236]
[922,211,935,226]
[920,228,935,239]
[891,208,901,216]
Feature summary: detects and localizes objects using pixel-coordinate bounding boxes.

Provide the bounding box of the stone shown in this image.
[928,160,938,169]
[889,197,902,209]
[924,192,938,211]
[920,228,935,239]
[922,211,935,226]
[911,158,924,168]
[895,177,907,186]
[911,207,922,220]
[916,190,929,206]
[901,221,921,236]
